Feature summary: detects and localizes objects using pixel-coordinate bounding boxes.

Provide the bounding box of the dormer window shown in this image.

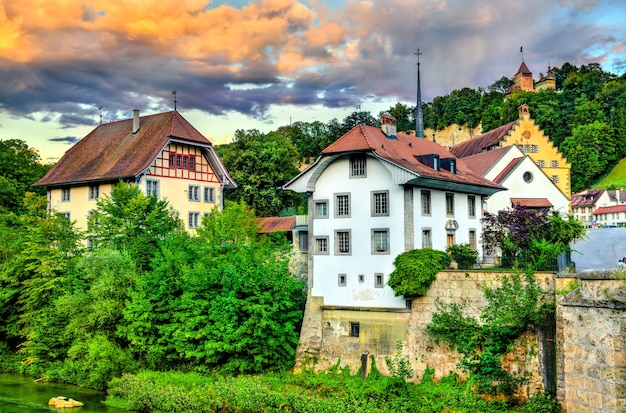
[350,155,366,178]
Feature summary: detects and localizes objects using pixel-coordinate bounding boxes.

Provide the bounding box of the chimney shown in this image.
[381,113,397,139]
[132,109,140,134]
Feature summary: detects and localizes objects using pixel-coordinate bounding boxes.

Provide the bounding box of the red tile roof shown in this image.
[516,62,532,76]
[320,125,503,191]
[493,157,523,184]
[592,205,626,215]
[460,146,511,177]
[511,198,553,207]
[449,121,516,158]
[256,216,296,233]
[34,111,214,187]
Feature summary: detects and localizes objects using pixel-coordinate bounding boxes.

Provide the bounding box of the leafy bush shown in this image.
[447,243,479,269]
[388,249,451,299]
[427,271,544,395]
[523,392,562,413]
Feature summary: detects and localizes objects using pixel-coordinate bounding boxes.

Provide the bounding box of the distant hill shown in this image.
[594,157,626,190]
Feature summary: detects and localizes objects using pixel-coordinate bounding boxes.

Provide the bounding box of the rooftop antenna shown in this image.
[414,48,424,138]
[98,106,103,125]
[172,90,177,112]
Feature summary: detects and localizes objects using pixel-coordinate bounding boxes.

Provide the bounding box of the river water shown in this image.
[0,373,131,412]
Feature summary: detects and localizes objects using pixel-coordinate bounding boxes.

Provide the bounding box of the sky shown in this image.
[1,0,625,162]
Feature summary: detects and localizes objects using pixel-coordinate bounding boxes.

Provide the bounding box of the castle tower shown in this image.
[514,61,535,92]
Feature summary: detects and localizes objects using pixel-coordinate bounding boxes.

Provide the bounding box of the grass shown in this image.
[594,157,626,189]
[104,368,558,413]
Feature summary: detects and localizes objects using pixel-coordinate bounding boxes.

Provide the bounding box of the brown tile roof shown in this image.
[570,190,605,207]
[320,125,503,191]
[256,216,296,233]
[34,111,213,187]
[493,157,523,184]
[516,62,532,75]
[593,205,626,214]
[511,198,553,207]
[460,146,511,177]
[449,121,516,158]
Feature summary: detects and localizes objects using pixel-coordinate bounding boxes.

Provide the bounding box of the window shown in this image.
[537,160,546,168]
[189,156,195,170]
[421,190,431,215]
[204,187,215,203]
[530,145,539,153]
[315,237,329,254]
[469,229,477,250]
[188,185,200,201]
[146,180,159,198]
[371,190,389,216]
[188,212,200,229]
[375,273,384,288]
[446,193,454,216]
[335,193,350,218]
[521,145,529,152]
[550,160,559,168]
[335,230,351,255]
[298,231,308,251]
[467,195,476,218]
[61,188,70,202]
[169,154,176,167]
[349,322,360,337]
[372,229,389,254]
[176,155,182,168]
[314,200,328,218]
[358,274,365,283]
[422,228,432,249]
[338,274,347,286]
[350,155,366,177]
[523,172,533,183]
[61,212,71,220]
[551,175,560,183]
[88,184,99,200]
[183,156,188,169]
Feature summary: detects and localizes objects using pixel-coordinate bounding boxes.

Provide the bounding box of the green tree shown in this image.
[0,139,51,214]
[384,102,415,134]
[218,130,303,216]
[122,202,306,374]
[87,181,182,271]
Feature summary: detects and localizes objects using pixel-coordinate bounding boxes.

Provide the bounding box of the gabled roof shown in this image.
[449,121,516,158]
[34,111,228,187]
[593,205,626,215]
[256,216,297,233]
[286,124,504,194]
[460,146,511,177]
[570,190,605,207]
[492,157,524,184]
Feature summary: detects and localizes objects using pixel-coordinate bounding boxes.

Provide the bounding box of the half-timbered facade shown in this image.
[34,110,236,231]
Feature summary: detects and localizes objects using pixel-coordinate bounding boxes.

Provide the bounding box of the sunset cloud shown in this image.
[0,0,623,161]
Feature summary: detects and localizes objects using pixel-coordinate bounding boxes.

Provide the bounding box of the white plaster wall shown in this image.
[311,156,406,308]
[485,156,570,215]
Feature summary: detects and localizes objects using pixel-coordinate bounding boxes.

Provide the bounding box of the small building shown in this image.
[33,110,236,231]
[571,189,626,228]
[450,104,571,202]
[461,145,570,215]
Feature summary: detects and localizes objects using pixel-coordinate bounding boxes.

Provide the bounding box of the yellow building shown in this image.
[450,104,571,200]
[34,110,236,232]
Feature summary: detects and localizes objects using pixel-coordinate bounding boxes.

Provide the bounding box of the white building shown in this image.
[461,145,570,216]
[283,114,504,310]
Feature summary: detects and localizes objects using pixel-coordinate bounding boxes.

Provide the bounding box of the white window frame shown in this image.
[335,229,351,255]
[188,212,200,229]
[468,195,476,219]
[371,190,389,217]
[61,188,70,202]
[188,185,200,202]
[314,236,329,255]
[334,193,351,218]
[350,155,367,178]
[204,186,215,203]
[371,228,390,255]
[422,228,432,249]
[421,190,431,216]
[146,179,159,198]
[314,200,328,219]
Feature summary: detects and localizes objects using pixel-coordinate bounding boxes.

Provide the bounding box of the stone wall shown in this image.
[295,269,626,410]
[296,270,553,393]
[556,271,626,413]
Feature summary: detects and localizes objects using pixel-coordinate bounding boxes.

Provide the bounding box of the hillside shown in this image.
[594,157,626,189]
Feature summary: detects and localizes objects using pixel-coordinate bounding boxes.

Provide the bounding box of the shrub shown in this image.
[447,243,478,269]
[523,392,562,413]
[388,249,451,299]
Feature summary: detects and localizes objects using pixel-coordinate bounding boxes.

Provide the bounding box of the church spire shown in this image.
[415,49,424,138]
